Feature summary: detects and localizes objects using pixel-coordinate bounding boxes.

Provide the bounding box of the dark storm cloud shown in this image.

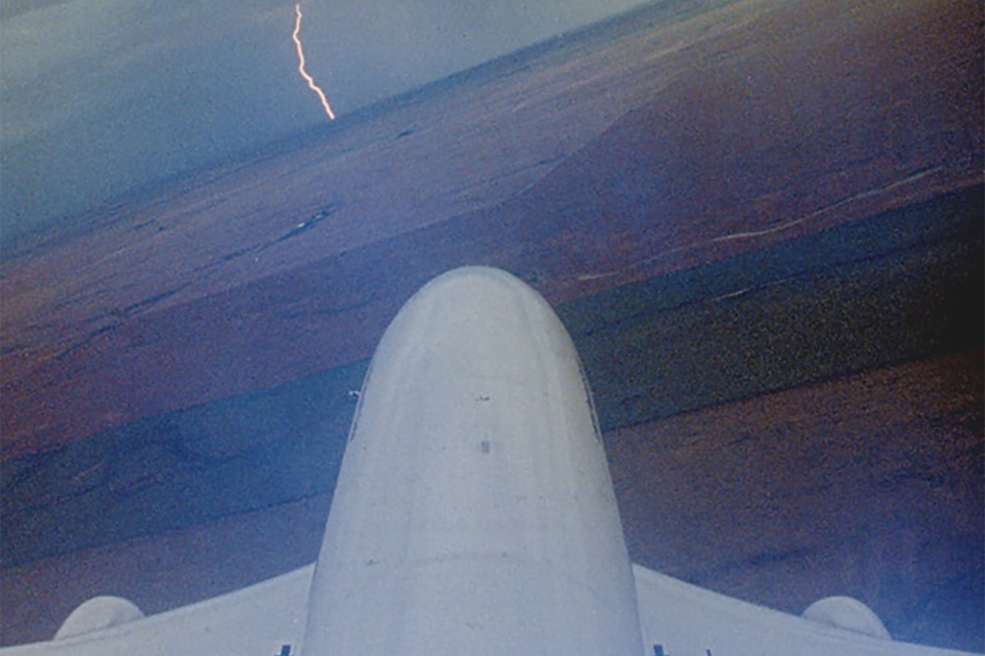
[1,0,304,240]
[0,0,647,243]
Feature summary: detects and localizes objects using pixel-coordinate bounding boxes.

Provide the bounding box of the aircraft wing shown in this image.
[3,268,979,656]
[6,562,980,655]
[0,565,313,656]
[633,563,978,656]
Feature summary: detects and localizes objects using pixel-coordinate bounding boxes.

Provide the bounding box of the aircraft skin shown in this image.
[2,267,979,656]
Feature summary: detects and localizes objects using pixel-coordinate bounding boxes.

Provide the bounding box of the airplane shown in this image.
[2,266,979,655]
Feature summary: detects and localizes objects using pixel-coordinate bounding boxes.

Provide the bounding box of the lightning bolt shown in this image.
[293,3,336,120]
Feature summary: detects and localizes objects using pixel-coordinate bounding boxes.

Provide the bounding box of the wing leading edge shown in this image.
[3,268,979,656]
[633,563,978,656]
[0,565,313,656]
[5,562,980,655]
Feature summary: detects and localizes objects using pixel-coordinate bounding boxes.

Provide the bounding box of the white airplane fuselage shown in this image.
[2,267,979,656]
[302,266,645,655]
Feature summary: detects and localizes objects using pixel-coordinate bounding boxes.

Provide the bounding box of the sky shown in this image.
[0,0,648,244]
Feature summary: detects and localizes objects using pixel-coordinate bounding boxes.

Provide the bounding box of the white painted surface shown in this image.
[52,597,145,640]
[0,565,311,656]
[302,266,645,655]
[633,564,976,656]
[801,595,892,639]
[2,267,980,656]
